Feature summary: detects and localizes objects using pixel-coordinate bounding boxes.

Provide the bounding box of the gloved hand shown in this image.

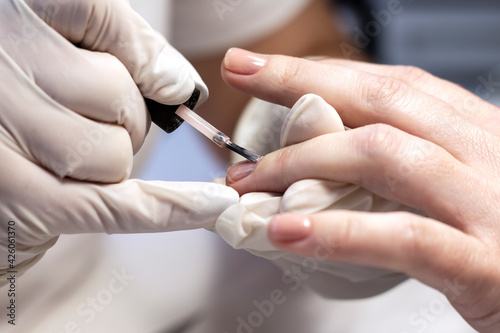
[216,94,412,298]
[0,0,238,283]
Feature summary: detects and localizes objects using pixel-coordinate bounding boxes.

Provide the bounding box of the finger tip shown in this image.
[222,48,268,76]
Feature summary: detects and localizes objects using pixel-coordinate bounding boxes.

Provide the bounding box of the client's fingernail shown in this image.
[226,161,256,184]
[224,48,268,75]
[269,215,311,243]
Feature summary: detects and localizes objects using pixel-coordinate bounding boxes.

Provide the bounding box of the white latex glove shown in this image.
[216,94,412,298]
[0,0,237,284]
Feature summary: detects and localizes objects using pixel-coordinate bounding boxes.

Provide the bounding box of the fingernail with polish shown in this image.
[224,48,268,75]
[269,215,311,243]
[226,161,256,185]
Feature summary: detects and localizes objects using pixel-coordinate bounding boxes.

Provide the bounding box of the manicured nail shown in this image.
[226,161,256,184]
[223,48,268,75]
[268,215,311,243]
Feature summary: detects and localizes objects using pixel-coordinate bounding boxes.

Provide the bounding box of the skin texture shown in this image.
[186,0,367,160]
[222,48,500,332]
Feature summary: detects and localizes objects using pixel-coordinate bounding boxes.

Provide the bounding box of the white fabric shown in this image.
[171,0,313,58]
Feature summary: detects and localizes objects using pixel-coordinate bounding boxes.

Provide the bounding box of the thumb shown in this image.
[25,0,207,105]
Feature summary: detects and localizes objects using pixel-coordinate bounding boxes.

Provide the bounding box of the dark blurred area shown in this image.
[336,0,500,102]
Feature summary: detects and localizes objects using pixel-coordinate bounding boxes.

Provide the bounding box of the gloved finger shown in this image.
[228,124,481,231]
[1,145,239,238]
[25,0,208,105]
[0,1,148,152]
[222,49,484,164]
[267,211,493,323]
[53,180,239,235]
[280,94,345,147]
[0,54,133,182]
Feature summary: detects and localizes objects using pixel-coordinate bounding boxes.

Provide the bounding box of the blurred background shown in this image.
[348,0,500,105]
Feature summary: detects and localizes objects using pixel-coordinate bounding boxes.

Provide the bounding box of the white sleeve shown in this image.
[170,0,313,58]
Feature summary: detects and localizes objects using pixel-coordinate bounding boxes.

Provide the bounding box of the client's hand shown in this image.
[222,48,500,332]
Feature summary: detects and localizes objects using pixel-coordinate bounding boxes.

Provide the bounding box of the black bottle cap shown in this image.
[144,88,201,133]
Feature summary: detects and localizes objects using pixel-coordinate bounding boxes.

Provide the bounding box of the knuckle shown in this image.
[334,215,356,256]
[272,147,299,187]
[397,65,430,82]
[397,212,463,275]
[364,74,410,111]
[352,124,405,161]
[395,212,448,273]
[399,213,426,258]
[275,58,304,91]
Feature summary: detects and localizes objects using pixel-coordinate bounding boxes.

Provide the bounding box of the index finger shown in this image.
[221,48,484,163]
[318,58,500,134]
